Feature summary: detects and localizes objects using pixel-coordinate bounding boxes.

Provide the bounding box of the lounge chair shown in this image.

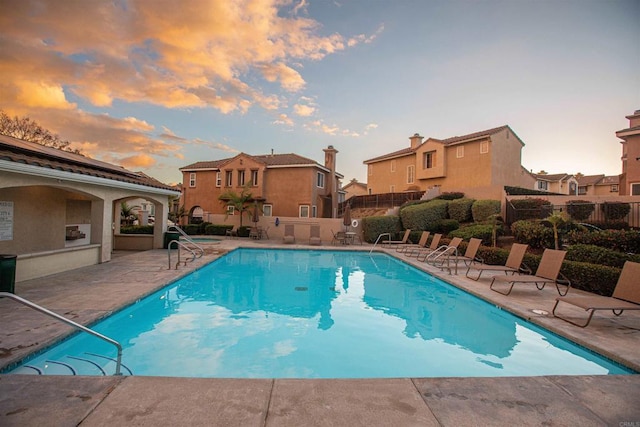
[447,238,483,267]
[309,224,321,245]
[466,243,530,281]
[552,261,640,327]
[406,233,441,258]
[283,224,295,244]
[397,231,430,253]
[490,249,570,296]
[380,229,411,247]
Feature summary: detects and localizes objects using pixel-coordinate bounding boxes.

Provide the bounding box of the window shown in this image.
[215,172,221,187]
[538,181,548,191]
[611,184,619,193]
[390,160,396,172]
[578,186,587,195]
[299,205,310,218]
[226,205,235,215]
[317,172,325,188]
[225,171,233,187]
[189,172,196,187]
[251,170,259,186]
[311,205,317,218]
[480,141,489,154]
[456,146,464,158]
[262,204,272,217]
[238,170,245,186]
[407,165,415,184]
[423,151,436,169]
[631,183,640,195]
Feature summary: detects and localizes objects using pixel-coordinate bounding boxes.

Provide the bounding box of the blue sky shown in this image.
[1,0,638,186]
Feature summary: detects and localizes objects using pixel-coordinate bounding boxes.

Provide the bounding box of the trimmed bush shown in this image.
[565,229,640,254]
[120,225,153,234]
[448,198,475,223]
[510,198,553,220]
[183,224,201,235]
[601,202,630,221]
[435,192,465,200]
[237,226,251,237]
[205,224,234,235]
[434,219,460,235]
[472,199,501,222]
[400,199,448,231]
[362,215,402,243]
[450,224,497,245]
[510,220,554,249]
[566,244,640,269]
[566,200,595,221]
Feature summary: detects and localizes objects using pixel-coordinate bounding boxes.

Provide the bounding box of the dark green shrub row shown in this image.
[601,202,630,221]
[566,244,640,268]
[510,220,554,249]
[183,224,201,235]
[120,225,153,234]
[565,229,640,254]
[237,226,251,237]
[435,192,465,200]
[449,224,497,245]
[509,198,553,220]
[204,224,234,235]
[566,200,595,221]
[581,220,629,230]
[400,199,448,231]
[472,200,501,222]
[448,198,475,222]
[504,186,557,196]
[433,219,459,234]
[362,216,402,243]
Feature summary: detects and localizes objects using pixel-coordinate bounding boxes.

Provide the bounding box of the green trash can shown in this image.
[163,232,180,249]
[0,254,17,294]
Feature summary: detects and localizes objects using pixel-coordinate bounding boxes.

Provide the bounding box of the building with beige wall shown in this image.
[363,126,534,200]
[616,109,640,196]
[342,178,368,200]
[530,173,578,195]
[577,175,620,196]
[180,146,343,222]
[0,134,179,282]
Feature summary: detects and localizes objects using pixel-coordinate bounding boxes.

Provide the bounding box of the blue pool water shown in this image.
[8,249,633,378]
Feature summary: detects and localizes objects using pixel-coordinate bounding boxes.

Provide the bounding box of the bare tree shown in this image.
[0,109,81,154]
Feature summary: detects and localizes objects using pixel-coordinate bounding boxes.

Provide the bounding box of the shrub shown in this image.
[433,219,460,235]
[205,224,234,235]
[183,224,201,235]
[472,200,501,222]
[581,220,629,230]
[565,244,640,269]
[601,202,630,221]
[565,229,640,254]
[450,224,497,245]
[510,198,553,220]
[435,192,465,200]
[448,198,475,223]
[510,220,554,249]
[120,225,153,234]
[362,216,402,243]
[237,226,251,237]
[400,199,448,231]
[565,200,595,221]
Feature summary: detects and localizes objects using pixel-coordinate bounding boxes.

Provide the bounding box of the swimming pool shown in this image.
[7,249,633,377]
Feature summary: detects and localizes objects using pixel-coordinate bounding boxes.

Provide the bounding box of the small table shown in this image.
[345,232,356,245]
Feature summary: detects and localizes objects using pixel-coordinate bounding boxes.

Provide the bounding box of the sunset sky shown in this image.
[1,0,638,186]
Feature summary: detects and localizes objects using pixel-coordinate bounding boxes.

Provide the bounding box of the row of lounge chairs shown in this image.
[383,229,640,328]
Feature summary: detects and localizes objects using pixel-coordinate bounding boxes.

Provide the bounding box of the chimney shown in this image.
[323,145,339,217]
[409,133,424,149]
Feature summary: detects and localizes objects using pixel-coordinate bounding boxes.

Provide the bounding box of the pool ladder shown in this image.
[0,292,125,376]
[167,225,204,269]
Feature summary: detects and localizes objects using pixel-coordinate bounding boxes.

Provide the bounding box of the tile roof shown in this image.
[0,133,175,191]
[576,174,605,186]
[181,152,321,170]
[531,173,572,181]
[440,125,510,145]
[598,175,619,185]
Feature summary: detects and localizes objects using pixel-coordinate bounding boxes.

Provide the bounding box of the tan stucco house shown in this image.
[577,175,620,196]
[0,134,179,282]
[179,146,343,221]
[342,178,368,200]
[530,173,578,195]
[616,109,640,195]
[363,126,534,200]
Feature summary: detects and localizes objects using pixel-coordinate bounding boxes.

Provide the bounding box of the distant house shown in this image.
[342,178,368,200]
[531,173,578,195]
[577,175,620,196]
[363,126,534,200]
[179,146,343,221]
[0,134,179,282]
[616,109,640,195]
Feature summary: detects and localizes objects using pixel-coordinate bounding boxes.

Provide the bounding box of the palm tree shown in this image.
[218,184,254,228]
[543,212,568,250]
[120,201,140,226]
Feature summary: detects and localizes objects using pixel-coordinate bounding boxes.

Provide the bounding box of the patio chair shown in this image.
[283,224,295,244]
[380,229,411,248]
[552,261,640,327]
[490,249,570,296]
[447,238,483,267]
[465,243,530,281]
[260,226,269,239]
[331,230,347,245]
[309,224,321,246]
[406,233,441,258]
[397,231,430,253]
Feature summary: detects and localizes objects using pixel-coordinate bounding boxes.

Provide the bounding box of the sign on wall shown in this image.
[0,201,13,241]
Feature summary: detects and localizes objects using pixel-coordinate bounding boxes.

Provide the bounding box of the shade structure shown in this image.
[343,203,352,230]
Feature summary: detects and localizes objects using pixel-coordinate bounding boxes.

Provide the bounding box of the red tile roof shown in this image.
[181,152,321,170]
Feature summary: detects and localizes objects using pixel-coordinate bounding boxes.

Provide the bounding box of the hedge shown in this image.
[362,215,402,243]
[449,224,496,245]
[472,199,501,222]
[448,198,475,223]
[400,199,448,231]
[435,192,465,200]
[565,200,595,221]
[433,219,459,235]
[509,198,553,220]
[565,229,640,254]
[565,244,640,269]
[204,224,234,235]
[183,224,201,235]
[120,225,153,234]
[601,202,630,221]
[510,220,555,249]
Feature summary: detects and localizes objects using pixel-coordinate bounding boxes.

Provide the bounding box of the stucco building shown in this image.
[616,109,640,196]
[530,173,578,195]
[179,146,343,221]
[342,178,368,200]
[363,126,534,200]
[577,175,620,196]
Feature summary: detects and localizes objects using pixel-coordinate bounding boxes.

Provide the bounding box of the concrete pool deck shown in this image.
[1,239,639,426]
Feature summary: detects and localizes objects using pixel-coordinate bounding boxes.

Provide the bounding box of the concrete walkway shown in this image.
[1,239,639,426]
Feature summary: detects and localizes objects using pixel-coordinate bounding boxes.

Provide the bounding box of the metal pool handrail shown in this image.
[167,239,198,269]
[369,233,392,254]
[0,292,123,375]
[167,225,204,258]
